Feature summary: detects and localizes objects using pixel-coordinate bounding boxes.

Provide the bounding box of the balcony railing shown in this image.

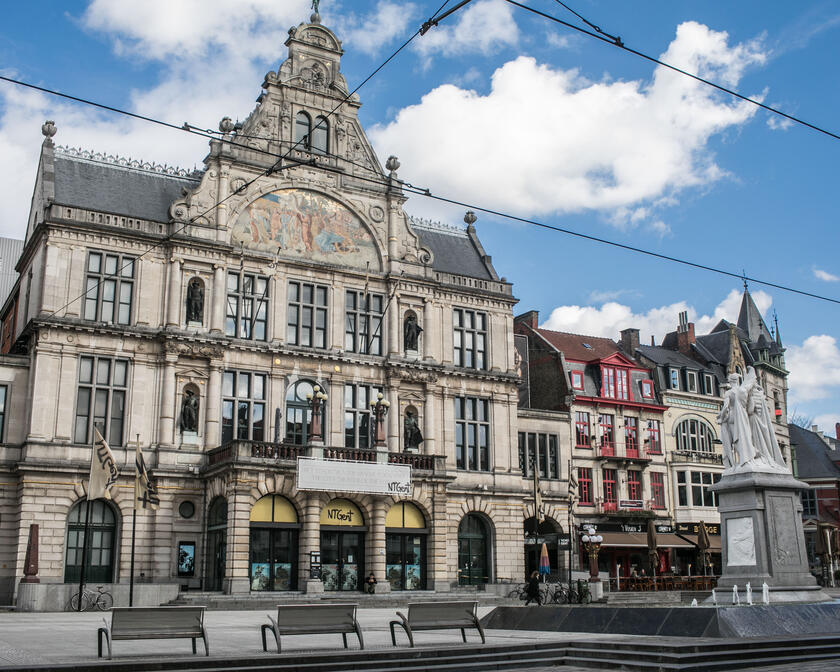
[596,442,652,462]
[671,450,723,465]
[388,452,436,471]
[207,440,304,466]
[323,447,376,462]
[598,500,651,515]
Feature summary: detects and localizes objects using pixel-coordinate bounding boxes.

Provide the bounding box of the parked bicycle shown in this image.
[67,585,113,611]
[549,580,591,604]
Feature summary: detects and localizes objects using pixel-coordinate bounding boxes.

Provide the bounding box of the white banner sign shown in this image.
[297,457,411,496]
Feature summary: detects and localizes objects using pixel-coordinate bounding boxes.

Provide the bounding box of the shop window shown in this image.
[345,290,383,355]
[206,497,227,591]
[518,432,559,479]
[83,251,134,325]
[222,370,266,443]
[74,355,129,446]
[225,271,268,341]
[64,499,117,583]
[578,467,593,506]
[457,514,490,585]
[650,472,665,509]
[453,308,487,370]
[455,396,490,471]
[288,281,328,348]
[320,499,365,592]
[386,502,427,591]
[575,411,590,448]
[344,383,380,449]
[249,495,299,591]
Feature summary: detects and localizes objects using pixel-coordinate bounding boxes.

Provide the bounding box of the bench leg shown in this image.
[460,628,466,643]
[97,628,111,660]
[201,628,210,656]
[389,621,413,647]
[342,632,348,649]
[192,638,197,655]
[475,620,486,645]
[355,622,365,650]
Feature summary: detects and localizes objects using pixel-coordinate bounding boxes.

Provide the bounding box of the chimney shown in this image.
[620,328,640,356]
[515,310,539,329]
[676,310,695,356]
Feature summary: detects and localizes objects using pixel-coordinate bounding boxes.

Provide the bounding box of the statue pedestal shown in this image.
[181,431,200,447]
[186,321,203,330]
[713,470,822,595]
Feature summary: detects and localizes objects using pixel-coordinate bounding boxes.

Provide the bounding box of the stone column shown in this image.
[388,296,400,356]
[211,264,225,334]
[424,387,436,455]
[166,258,182,327]
[205,363,222,448]
[225,485,251,594]
[159,351,177,447]
[370,498,390,592]
[431,489,450,592]
[300,494,324,593]
[387,390,398,453]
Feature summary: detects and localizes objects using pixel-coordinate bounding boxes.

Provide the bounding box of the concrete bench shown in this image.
[389,601,485,647]
[260,603,364,653]
[97,606,209,659]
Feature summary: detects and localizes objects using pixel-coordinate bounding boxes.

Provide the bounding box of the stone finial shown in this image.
[219,116,235,134]
[464,211,477,228]
[41,120,57,139]
[386,155,400,175]
[311,0,321,23]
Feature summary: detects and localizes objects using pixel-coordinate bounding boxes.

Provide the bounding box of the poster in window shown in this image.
[386,564,403,591]
[250,562,270,591]
[273,563,292,591]
[514,334,530,407]
[177,542,195,577]
[405,564,422,590]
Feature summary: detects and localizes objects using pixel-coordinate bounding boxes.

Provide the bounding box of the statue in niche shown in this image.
[186,278,204,323]
[717,367,788,473]
[404,410,423,451]
[181,389,199,433]
[404,313,423,352]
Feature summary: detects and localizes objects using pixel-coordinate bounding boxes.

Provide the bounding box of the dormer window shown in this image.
[703,373,715,395]
[669,368,680,390]
[601,366,628,400]
[641,379,654,399]
[571,370,584,391]
[295,111,312,148]
[312,115,329,154]
[686,371,698,393]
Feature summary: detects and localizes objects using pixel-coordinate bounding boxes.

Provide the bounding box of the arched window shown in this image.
[250,495,299,591]
[285,379,326,444]
[295,111,312,148]
[64,499,117,583]
[206,497,227,591]
[458,514,490,585]
[311,115,329,154]
[675,418,716,453]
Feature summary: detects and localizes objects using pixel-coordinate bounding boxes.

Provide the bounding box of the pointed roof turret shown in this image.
[736,289,773,347]
[773,310,783,347]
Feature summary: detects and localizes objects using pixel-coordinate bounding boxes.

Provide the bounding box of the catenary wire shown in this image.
[38,0,456,320]
[502,0,840,142]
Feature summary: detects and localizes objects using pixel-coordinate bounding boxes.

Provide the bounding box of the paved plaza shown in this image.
[0,606,839,671]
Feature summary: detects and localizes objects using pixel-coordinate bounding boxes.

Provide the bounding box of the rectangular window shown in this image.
[83,251,135,325]
[677,471,688,507]
[599,413,615,455]
[345,290,384,355]
[704,373,715,396]
[641,379,654,399]
[627,470,642,501]
[602,468,617,511]
[226,271,269,340]
[519,432,559,478]
[453,308,487,370]
[578,467,593,506]
[74,355,129,446]
[602,367,616,398]
[669,368,680,390]
[647,420,662,454]
[0,385,7,441]
[455,396,490,471]
[287,281,328,348]
[625,417,638,456]
[571,370,584,391]
[344,383,380,449]
[801,489,817,517]
[575,411,590,448]
[650,472,665,509]
[686,471,720,507]
[221,370,266,444]
[686,371,698,393]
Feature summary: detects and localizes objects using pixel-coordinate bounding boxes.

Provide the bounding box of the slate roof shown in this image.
[0,237,23,306]
[411,220,494,280]
[636,344,706,370]
[738,290,774,346]
[789,423,840,480]
[53,154,201,223]
[531,329,620,363]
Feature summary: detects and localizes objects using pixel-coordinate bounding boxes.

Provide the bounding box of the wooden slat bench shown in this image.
[260,604,364,653]
[97,606,209,660]
[389,601,485,648]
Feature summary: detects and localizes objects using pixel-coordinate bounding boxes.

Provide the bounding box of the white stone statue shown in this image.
[717,367,789,474]
[762,582,770,605]
[691,598,698,607]
[732,584,740,605]
[746,582,753,605]
[711,588,717,605]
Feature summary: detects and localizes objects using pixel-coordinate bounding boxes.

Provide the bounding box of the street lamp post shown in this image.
[580,525,603,584]
[306,384,328,443]
[369,393,390,448]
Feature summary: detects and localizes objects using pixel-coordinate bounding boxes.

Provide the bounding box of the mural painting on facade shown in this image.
[232,188,379,269]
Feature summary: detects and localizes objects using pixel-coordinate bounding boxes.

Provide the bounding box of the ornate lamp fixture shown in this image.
[580,525,604,583]
[306,385,328,443]
[369,392,390,448]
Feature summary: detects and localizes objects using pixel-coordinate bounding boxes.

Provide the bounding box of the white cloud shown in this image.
[813,267,840,282]
[336,2,418,55]
[371,22,766,228]
[787,335,840,402]
[413,0,519,64]
[540,288,771,345]
[812,414,840,437]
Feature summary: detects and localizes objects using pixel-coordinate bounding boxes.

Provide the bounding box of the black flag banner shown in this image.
[135,443,159,511]
[89,427,119,500]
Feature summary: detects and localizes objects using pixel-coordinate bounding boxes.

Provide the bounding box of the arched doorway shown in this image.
[64,499,118,583]
[458,514,491,585]
[320,498,366,591]
[385,501,427,590]
[249,495,300,591]
[206,497,227,591]
[523,517,563,580]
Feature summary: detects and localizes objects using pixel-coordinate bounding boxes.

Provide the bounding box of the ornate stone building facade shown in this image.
[0,16,535,609]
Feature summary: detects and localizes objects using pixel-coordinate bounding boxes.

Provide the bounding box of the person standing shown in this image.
[525,570,542,605]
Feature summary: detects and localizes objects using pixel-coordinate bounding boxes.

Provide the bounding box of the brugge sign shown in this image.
[297,457,411,496]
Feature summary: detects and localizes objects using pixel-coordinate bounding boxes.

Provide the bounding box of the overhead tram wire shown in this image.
[37,0,460,320]
[501,0,840,143]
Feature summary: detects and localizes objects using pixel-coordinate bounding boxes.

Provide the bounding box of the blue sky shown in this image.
[1,0,839,432]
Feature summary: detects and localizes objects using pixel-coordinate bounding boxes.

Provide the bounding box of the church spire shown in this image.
[773,309,783,347]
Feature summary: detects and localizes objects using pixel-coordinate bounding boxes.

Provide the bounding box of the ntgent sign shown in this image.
[297,457,411,495]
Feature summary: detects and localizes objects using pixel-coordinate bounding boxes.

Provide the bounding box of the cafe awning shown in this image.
[677,533,722,551]
[598,532,648,548]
